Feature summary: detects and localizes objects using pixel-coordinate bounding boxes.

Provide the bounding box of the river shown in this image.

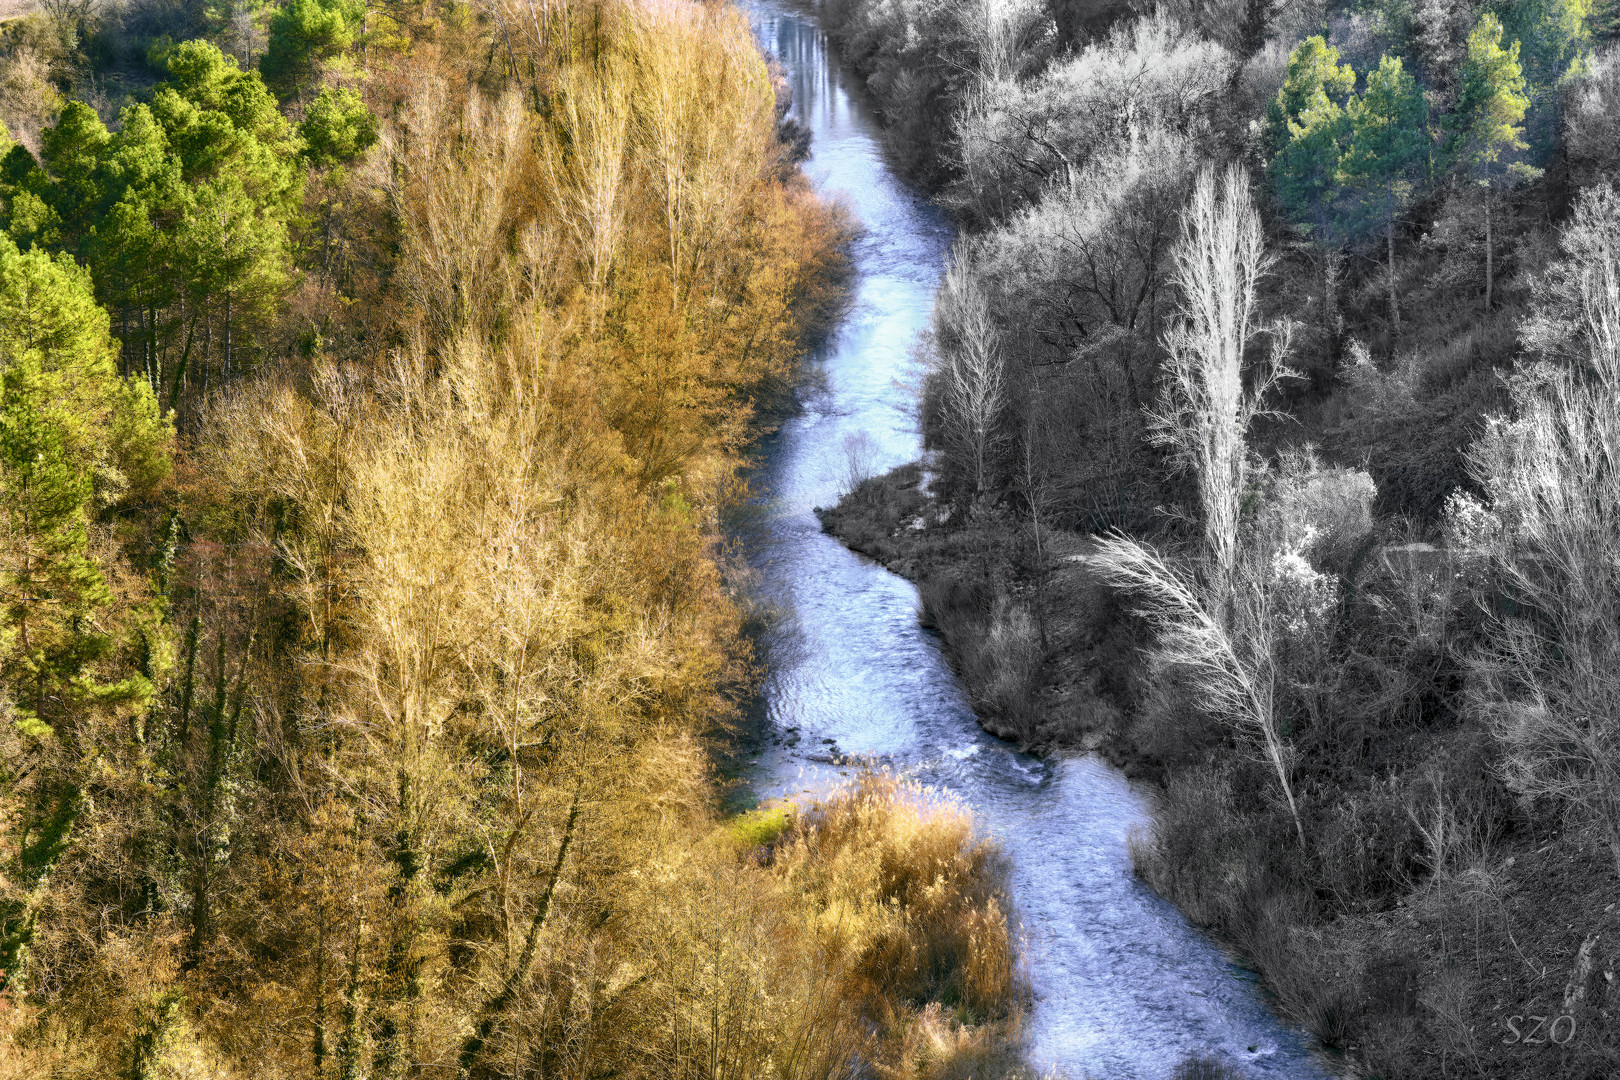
[736,6,1333,1078]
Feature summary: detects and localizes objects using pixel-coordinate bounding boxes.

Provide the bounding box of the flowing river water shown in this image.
[736,7,1334,1078]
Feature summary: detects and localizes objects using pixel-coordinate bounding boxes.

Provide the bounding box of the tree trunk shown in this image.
[1485,184,1494,312]
[314,903,328,1079]
[458,794,581,1074]
[1387,180,1399,332]
[168,313,201,413]
[336,929,366,1080]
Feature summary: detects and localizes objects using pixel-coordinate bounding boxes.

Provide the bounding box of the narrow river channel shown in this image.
[737,6,1334,1078]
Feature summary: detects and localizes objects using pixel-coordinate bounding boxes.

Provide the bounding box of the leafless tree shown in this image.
[1089,166,1304,847]
[1469,186,1620,875]
[1151,165,1291,597]
[933,252,1008,502]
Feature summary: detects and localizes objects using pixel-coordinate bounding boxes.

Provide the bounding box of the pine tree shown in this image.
[25,42,304,400]
[1266,35,1357,154]
[1449,13,1535,311]
[1343,54,1427,332]
[0,235,171,990]
[36,102,108,254]
[1500,0,1592,92]
[301,86,378,170]
[260,0,367,102]
[90,103,186,386]
[301,86,378,276]
[1268,36,1356,336]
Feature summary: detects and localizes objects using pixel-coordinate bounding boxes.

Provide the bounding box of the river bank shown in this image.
[821,464,1620,1080]
[815,464,1147,760]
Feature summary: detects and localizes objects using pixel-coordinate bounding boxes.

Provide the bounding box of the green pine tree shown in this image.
[1266,35,1357,155]
[36,102,108,254]
[24,41,305,402]
[301,85,378,276]
[0,234,171,990]
[1343,54,1428,332]
[1449,13,1537,311]
[1498,0,1592,90]
[260,0,367,103]
[301,86,378,170]
[90,103,187,387]
[1268,36,1357,337]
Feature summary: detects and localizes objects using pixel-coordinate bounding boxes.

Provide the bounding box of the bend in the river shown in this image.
[736,7,1333,1078]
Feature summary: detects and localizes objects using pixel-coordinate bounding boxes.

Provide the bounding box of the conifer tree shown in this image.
[0,235,171,990]
[1266,35,1356,153]
[301,86,378,170]
[22,41,303,399]
[1268,36,1356,336]
[260,0,367,102]
[301,86,378,276]
[36,102,108,252]
[1449,12,1535,310]
[1499,0,1592,93]
[1343,54,1427,331]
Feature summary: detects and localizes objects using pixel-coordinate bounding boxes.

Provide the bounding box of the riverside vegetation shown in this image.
[0,0,1031,1076]
[816,0,1620,1076]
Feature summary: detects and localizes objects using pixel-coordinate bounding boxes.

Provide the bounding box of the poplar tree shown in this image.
[1343,54,1427,331]
[1448,12,1534,311]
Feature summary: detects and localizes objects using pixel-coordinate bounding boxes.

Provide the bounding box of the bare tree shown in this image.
[933,252,1007,502]
[1150,165,1291,597]
[1090,534,1304,847]
[1469,185,1620,875]
[540,70,631,304]
[839,430,881,495]
[1089,166,1303,847]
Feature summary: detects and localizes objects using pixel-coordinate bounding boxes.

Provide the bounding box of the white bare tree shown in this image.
[1089,165,1303,847]
[1469,184,1620,875]
[1151,165,1292,598]
[933,252,1007,501]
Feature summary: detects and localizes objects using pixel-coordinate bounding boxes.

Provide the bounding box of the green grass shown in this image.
[725,805,795,850]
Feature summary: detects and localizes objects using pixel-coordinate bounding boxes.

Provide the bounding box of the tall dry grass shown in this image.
[774,774,1021,1020]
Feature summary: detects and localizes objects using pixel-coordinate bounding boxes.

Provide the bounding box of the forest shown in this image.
[814,0,1620,1075]
[4,0,1619,1073]
[0,0,1033,1077]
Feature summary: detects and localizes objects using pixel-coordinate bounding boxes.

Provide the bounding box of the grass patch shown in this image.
[724,804,796,850]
